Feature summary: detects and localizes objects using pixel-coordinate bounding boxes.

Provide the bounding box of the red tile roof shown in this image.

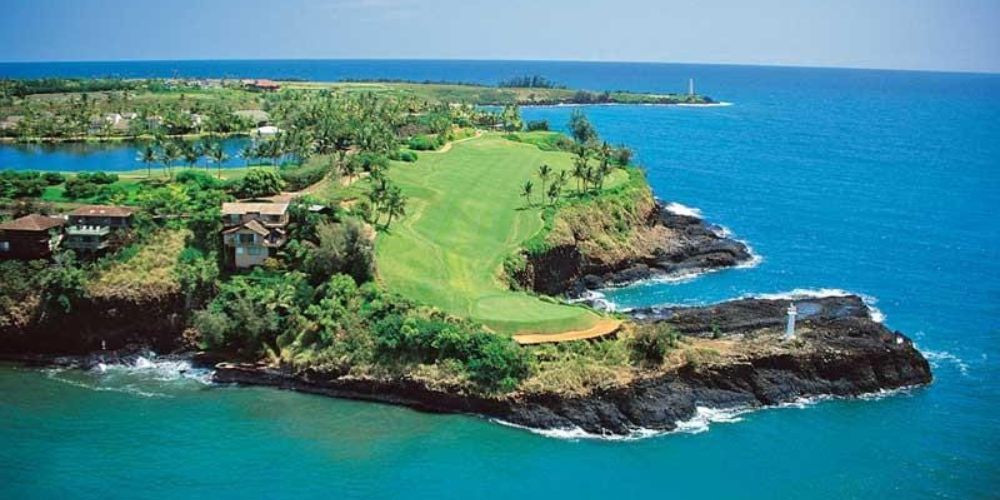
[0,214,66,232]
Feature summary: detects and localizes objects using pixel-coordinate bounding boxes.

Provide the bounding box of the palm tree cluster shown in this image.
[522,163,570,208]
[570,141,616,194]
[366,175,407,228]
[136,137,231,179]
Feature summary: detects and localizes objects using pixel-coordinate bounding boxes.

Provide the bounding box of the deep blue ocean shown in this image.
[1,60,998,498]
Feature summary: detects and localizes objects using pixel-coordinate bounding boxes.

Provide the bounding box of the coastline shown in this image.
[212,294,931,436]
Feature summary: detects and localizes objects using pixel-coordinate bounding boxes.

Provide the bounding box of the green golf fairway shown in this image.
[376,134,624,335]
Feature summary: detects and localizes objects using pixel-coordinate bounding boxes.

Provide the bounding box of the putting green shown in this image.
[376,134,624,335]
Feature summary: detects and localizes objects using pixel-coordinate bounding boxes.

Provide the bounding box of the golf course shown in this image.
[375,133,626,337]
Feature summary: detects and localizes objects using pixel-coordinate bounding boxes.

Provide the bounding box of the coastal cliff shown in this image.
[0,293,187,355]
[510,171,752,297]
[215,295,931,436]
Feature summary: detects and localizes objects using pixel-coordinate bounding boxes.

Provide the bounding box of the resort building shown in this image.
[0,214,66,260]
[221,202,289,268]
[63,205,135,253]
[246,79,281,92]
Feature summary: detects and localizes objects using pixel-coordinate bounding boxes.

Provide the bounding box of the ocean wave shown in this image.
[44,368,170,398]
[676,102,734,107]
[495,384,920,441]
[41,354,214,399]
[664,202,703,218]
[94,355,214,385]
[918,347,970,377]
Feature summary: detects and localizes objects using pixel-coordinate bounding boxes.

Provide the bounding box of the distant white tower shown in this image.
[688,78,695,96]
[785,303,797,339]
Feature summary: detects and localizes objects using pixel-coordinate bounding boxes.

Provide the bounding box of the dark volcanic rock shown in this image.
[518,203,754,298]
[215,295,932,436]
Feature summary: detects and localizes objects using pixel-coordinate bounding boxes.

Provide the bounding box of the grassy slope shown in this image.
[376,133,626,335]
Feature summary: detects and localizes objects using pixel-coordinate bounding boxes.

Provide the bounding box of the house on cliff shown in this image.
[221,202,289,269]
[63,205,135,254]
[0,214,66,260]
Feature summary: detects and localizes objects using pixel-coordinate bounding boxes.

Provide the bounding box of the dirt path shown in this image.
[512,318,622,345]
[425,130,483,154]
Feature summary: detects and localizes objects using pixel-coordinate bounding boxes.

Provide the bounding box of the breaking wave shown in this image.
[664,202,703,218]
[495,385,920,441]
[42,354,213,399]
[919,347,970,377]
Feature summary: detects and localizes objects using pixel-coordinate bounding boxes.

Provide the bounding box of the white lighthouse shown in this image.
[785,303,797,339]
[688,78,695,96]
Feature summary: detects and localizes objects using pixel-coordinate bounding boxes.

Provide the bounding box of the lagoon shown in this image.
[0,137,252,172]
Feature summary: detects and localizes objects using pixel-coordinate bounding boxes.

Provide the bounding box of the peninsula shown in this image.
[0,77,929,436]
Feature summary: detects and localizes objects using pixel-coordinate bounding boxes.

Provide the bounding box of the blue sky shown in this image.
[2,0,998,73]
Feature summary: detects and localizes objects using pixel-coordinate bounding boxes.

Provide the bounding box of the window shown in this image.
[236,247,244,256]
[0,241,9,252]
[248,246,264,256]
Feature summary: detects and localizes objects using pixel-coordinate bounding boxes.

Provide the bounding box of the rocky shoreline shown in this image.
[214,294,931,436]
[515,202,755,298]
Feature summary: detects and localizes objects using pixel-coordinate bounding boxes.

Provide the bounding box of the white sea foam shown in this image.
[919,347,970,377]
[664,202,703,218]
[42,354,213,399]
[568,290,617,312]
[95,355,214,385]
[494,384,920,441]
[676,102,734,107]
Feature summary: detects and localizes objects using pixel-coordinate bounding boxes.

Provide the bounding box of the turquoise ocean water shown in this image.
[1,61,997,498]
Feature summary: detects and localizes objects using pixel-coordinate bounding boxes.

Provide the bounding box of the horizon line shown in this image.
[0,56,997,77]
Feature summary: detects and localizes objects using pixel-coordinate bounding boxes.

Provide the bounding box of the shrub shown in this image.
[42,172,65,185]
[279,162,327,191]
[236,168,285,198]
[63,177,100,199]
[406,135,440,151]
[526,120,549,131]
[303,219,374,285]
[390,150,418,162]
[627,324,680,366]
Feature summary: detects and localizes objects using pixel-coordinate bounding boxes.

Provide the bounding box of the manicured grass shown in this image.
[375,133,626,335]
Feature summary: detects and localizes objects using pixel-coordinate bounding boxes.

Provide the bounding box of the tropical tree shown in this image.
[240,141,257,167]
[182,141,202,168]
[572,150,588,192]
[568,110,598,145]
[160,140,182,178]
[520,180,534,207]
[207,141,229,179]
[383,187,407,228]
[537,164,552,201]
[547,182,561,206]
[137,144,157,178]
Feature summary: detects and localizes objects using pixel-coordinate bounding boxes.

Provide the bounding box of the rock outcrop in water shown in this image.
[513,202,754,298]
[215,295,932,436]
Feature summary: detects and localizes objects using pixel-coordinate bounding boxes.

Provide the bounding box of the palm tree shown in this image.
[547,182,561,206]
[207,142,229,179]
[160,140,181,178]
[537,164,551,201]
[572,155,587,193]
[240,141,257,167]
[137,144,157,178]
[521,180,534,207]
[384,188,407,228]
[182,141,201,168]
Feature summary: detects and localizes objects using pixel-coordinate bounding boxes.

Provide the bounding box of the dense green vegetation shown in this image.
[0,78,702,394]
[374,134,627,335]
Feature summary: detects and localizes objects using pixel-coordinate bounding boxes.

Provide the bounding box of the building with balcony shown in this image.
[63,205,134,254]
[221,202,289,268]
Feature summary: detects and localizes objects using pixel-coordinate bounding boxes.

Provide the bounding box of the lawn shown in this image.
[375,133,626,335]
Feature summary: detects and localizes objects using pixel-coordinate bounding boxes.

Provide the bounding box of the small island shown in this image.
[0,77,928,437]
